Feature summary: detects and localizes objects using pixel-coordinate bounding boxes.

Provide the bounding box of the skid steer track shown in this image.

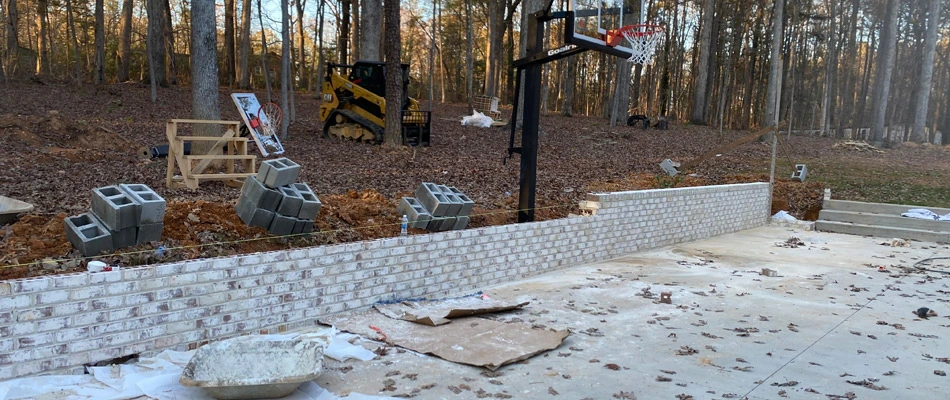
[323,109,384,144]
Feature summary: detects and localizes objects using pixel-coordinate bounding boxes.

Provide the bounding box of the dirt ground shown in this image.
[1,82,947,280]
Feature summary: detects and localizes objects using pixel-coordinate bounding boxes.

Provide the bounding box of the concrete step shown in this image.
[822,199,950,216]
[818,210,950,232]
[814,220,950,243]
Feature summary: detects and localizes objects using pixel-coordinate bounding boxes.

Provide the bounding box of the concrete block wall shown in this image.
[0,183,769,379]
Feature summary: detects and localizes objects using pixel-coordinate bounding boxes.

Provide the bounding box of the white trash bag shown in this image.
[771,210,797,222]
[461,111,493,128]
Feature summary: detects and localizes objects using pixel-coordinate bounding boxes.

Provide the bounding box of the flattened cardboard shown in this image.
[321,311,568,370]
[374,297,529,326]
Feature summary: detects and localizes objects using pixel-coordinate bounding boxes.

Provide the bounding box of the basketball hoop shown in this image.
[613,24,665,65]
[257,102,282,140]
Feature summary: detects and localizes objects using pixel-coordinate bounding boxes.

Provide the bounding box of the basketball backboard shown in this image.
[570,0,644,50]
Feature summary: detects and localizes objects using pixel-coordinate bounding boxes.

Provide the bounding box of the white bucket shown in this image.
[87,261,107,272]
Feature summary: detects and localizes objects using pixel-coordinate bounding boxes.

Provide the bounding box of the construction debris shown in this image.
[832,140,884,153]
[374,296,529,326]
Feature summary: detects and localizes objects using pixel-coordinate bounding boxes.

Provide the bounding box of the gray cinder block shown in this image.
[257,157,301,189]
[452,215,470,230]
[269,214,296,236]
[235,196,275,229]
[277,186,303,217]
[415,182,451,216]
[428,216,456,232]
[440,190,463,216]
[64,213,113,257]
[119,184,166,225]
[91,186,139,230]
[136,223,164,245]
[110,225,137,249]
[291,218,315,234]
[292,183,322,220]
[240,175,282,212]
[447,187,475,216]
[397,197,433,230]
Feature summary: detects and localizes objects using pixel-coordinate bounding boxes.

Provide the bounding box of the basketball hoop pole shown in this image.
[515,6,547,223]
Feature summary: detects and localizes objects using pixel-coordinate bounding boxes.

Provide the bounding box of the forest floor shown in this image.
[1,81,948,281]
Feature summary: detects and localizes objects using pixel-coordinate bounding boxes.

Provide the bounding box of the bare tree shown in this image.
[35,0,50,76]
[94,0,105,84]
[911,0,940,143]
[238,0,252,88]
[5,0,18,77]
[764,0,784,129]
[146,0,167,86]
[258,0,272,101]
[190,0,221,148]
[225,0,236,86]
[117,0,133,82]
[360,0,381,61]
[485,0,504,97]
[281,0,291,138]
[465,0,473,111]
[383,0,402,147]
[870,0,899,146]
[690,0,715,125]
[162,0,177,84]
[65,0,81,85]
[295,0,308,85]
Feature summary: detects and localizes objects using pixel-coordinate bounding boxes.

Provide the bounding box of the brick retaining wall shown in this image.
[0,183,769,379]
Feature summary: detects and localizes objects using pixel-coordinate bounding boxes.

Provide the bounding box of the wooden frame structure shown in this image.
[165,119,257,190]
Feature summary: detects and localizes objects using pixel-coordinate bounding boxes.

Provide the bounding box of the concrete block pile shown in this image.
[64,184,166,257]
[235,157,320,235]
[398,182,475,232]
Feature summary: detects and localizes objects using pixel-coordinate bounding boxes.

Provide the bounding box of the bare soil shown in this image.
[2,81,947,280]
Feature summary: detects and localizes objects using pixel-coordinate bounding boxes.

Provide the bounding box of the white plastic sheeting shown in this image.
[461,111,493,128]
[0,328,386,400]
[901,208,950,221]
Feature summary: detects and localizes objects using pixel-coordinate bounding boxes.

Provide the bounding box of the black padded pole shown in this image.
[517,11,546,223]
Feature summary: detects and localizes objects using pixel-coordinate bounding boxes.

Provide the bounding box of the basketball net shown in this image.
[616,24,665,65]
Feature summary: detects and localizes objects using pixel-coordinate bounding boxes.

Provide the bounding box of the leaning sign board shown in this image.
[231,93,285,157]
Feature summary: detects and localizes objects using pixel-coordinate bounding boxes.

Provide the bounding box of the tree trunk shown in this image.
[295,0,306,88]
[315,0,325,90]
[561,55,575,116]
[340,0,350,63]
[146,0,167,86]
[190,0,221,151]
[65,0,81,85]
[116,0,133,82]
[238,0,252,88]
[764,0,784,128]
[351,0,360,63]
[836,0,859,136]
[383,0,402,147]
[5,0,18,77]
[224,0,236,86]
[281,0,290,138]
[870,0,899,146]
[610,59,631,126]
[690,0,715,124]
[93,0,105,84]
[360,0,381,61]
[35,0,49,76]
[911,0,940,143]
[162,0,177,84]
[258,0,272,102]
[465,0,473,111]
[485,0,504,96]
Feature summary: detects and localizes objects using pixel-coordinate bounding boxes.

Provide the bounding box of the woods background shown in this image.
[1,0,947,145]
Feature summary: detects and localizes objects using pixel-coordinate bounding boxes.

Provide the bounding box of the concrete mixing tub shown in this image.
[179,335,325,399]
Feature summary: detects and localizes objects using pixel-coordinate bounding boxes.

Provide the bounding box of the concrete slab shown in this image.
[179,334,325,399]
[310,226,950,399]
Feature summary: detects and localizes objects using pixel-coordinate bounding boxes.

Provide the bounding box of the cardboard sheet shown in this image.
[374,297,529,326]
[321,311,569,370]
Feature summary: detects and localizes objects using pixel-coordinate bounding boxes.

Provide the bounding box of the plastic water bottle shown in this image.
[400,215,409,236]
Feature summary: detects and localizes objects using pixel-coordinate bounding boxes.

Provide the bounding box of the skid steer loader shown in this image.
[318,61,431,146]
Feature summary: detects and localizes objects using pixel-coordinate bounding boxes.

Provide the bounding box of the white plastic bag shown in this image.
[461,111,493,128]
[771,210,797,222]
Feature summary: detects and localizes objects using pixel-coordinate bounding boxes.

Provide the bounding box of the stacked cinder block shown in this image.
[398,182,475,232]
[235,157,320,235]
[64,184,166,257]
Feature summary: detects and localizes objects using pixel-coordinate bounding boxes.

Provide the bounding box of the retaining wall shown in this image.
[0,183,770,379]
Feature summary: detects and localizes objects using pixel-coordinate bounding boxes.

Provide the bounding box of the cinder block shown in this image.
[240,175,282,212]
[276,186,303,217]
[415,182,451,216]
[64,213,113,257]
[109,225,137,249]
[257,157,301,189]
[447,187,475,216]
[397,197,432,229]
[235,197,275,229]
[438,188,463,216]
[136,223,164,245]
[90,186,139,230]
[269,214,296,236]
[428,216,456,232]
[119,184,166,224]
[291,218,315,234]
[452,215,470,230]
[292,183,322,220]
